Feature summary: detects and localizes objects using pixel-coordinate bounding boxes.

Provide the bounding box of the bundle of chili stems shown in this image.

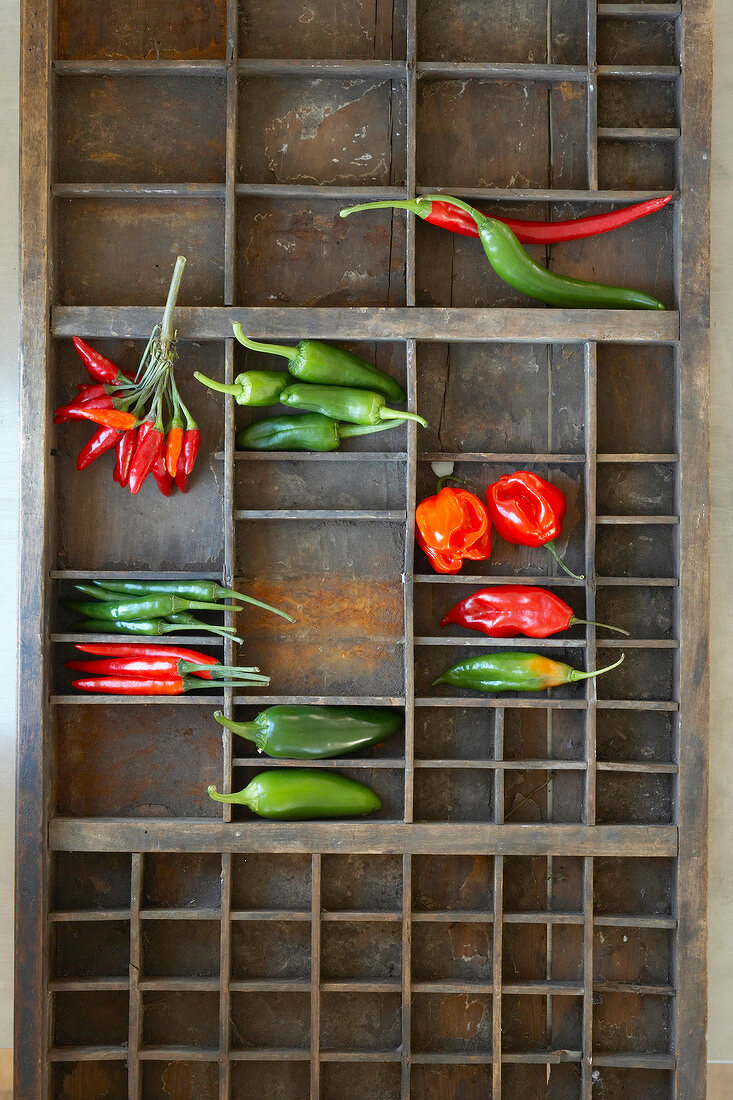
[54,256,201,495]
[67,643,270,696]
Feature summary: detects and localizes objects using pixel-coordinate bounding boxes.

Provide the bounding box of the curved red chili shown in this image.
[440,585,628,638]
[175,426,201,493]
[76,426,121,471]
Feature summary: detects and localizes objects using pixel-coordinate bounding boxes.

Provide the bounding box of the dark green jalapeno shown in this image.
[280,383,427,428]
[88,579,294,622]
[194,369,291,407]
[236,412,402,452]
[433,652,625,693]
[66,594,242,623]
[233,324,406,402]
[214,705,403,759]
[208,769,382,819]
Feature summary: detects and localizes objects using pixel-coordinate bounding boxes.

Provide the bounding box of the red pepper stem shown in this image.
[194,371,241,396]
[213,711,258,741]
[436,474,466,490]
[569,616,629,636]
[232,324,297,362]
[339,198,432,219]
[567,654,625,682]
[160,256,186,356]
[545,541,585,581]
[379,408,428,427]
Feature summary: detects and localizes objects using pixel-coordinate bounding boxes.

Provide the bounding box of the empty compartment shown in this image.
[142,1062,219,1100]
[504,855,583,913]
[597,344,677,455]
[53,990,128,1047]
[596,648,675,702]
[57,199,224,306]
[598,139,677,192]
[238,0,406,60]
[230,991,310,1050]
[503,923,583,982]
[598,78,677,130]
[230,762,402,821]
[141,921,220,978]
[142,990,219,1048]
[52,1062,128,1099]
[53,852,131,912]
[594,926,672,985]
[595,524,676,579]
[412,855,493,912]
[142,853,222,910]
[417,80,586,189]
[596,583,675,639]
[412,922,492,981]
[591,1067,673,1099]
[57,0,227,59]
[596,709,675,764]
[414,766,494,822]
[597,463,676,517]
[236,198,406,306]
[415,342,585,455]
[54,339,225,570]
[234,519,404,696]
[53,705,222,818]
[231,853,312,910]
[238,77,406,185]
[597,14,677,67]
[232,920,311,980]
[417,0,586,64]
[235,456,407,511]
[414,705,496,761]
[412,992,492,1053]
[57,75,226,183]
[503,765,584,823]
[53,920,130,979]
[321,920,401,980]
[503,1064,559,1095]
[232,1062,310,1100]
[321,991,401,1051]
[502,993,581,1053]
[596,771,674,825]
[322,854,402,912]
[322,1062,401,1100]
[593,858,675,917]
[503,707,586,761]
[411,1064,493,1100]
[593,991,672,1054]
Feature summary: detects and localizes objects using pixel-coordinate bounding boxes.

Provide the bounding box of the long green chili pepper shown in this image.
[208,769,382,819]
[341,196,665,310]
[236,412,402,452]
[433,652,625,693]
[72,618,243,643]
[233,324,406,402]
[89,579,294,623]
[213,705,403,759]
[66,595,243,623]
[194,369,291,407]
[279,383,427,428]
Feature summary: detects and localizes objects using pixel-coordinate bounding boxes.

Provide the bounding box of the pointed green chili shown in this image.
[433,652,625,693]
[208,769,382,819]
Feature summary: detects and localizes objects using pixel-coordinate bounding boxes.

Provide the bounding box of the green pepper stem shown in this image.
[568,654,625,682]
[179,662,262,678]
[208,784,248,805]
[545,541,585,580]
[436,474,466,491]
[569,616,629,636]
[379,408,427,427]
[233,324,297,362]
[194,371,242,397]
[339,419,404,438]
[213,711,259,741]
[160,256,186,356]
[186,679,264,691]
[339,198,432,219]
[216,587,295,622]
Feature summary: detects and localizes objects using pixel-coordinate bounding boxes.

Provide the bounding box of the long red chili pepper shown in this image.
[70,407,137,431]
[113,427,137,487]
[76,426,121,471]
[440,585,628,638]
[67,657,261,679]
[152,451,174,496]
[175,425,201,492]
[72,337,131,385]
[54,394,117,424]
[166,424,184,478]
[71,675,249,695]
[128,419,164,495]
[75,642,220,669]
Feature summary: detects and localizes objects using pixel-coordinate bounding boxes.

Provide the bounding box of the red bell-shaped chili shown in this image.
[441,585,627,638]
[416,485,491,574]
[486,471,582,580]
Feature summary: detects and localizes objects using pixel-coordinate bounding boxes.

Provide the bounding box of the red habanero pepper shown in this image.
[441,585,628,638]
[416,482,491,574]
[76,426,121,471]
[71,675,249,695]
[152,451,174,496]
[72,337,132,385]
[486,471,582,581]
[127,419,164,495]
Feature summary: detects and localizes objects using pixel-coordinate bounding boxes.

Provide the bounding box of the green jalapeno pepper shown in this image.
[213,705,403,759]
[279,383,427,428]
[88,579,294,622]
[236,412,402,452]
[233,324,406,402]
[208,769,382,819]
[66,594,242,623]
[433,652,625,693]
[194,369,291,407]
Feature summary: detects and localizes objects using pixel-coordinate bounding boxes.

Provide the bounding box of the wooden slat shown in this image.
[310,854,321,1099]
[127,854,143,1100]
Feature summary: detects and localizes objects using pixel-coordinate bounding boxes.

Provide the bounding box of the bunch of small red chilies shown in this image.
[67,643,270,696]
[54,257,200,495]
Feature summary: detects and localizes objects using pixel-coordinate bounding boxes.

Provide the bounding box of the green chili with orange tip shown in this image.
[433,652,625,693]
[208,769,382,819]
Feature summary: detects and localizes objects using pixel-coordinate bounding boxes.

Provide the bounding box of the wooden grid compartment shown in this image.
[18,0,710,1095]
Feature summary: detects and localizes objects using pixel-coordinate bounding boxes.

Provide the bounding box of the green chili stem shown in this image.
[233,324,297,362]
[545,541,584,581]
[160,255,187,356]
[569,617,629,636]
[339,198,432,219]
[339,420,403,438]
[194,371,241,397]
[436,474,466,490]
[567,654,625,682]
[213,711,258,741]
[207,784,247,805]
[380,408,428,427]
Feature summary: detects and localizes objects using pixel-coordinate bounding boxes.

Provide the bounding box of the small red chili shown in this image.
[127,420,164,496]
[175,425,201,493]
[76,426,121,471]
